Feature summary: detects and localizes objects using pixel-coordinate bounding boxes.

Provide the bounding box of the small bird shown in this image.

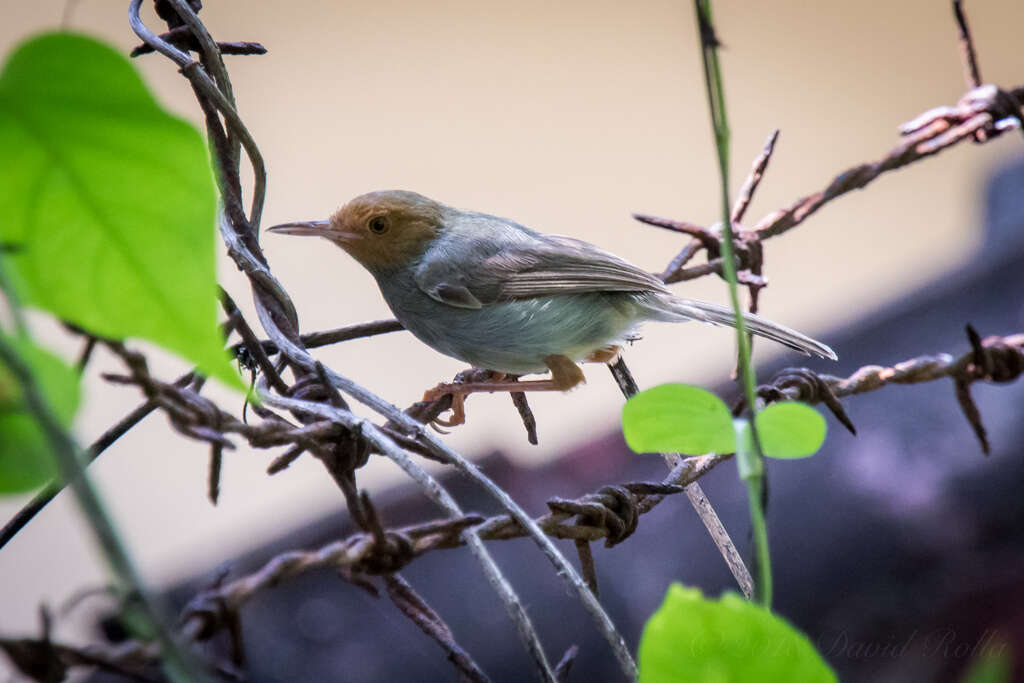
[269,190,836,425]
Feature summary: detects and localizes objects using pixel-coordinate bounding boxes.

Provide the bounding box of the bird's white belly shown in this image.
[384,287,640,375]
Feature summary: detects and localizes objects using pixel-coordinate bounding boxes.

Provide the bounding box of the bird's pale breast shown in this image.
[377,269,640,374]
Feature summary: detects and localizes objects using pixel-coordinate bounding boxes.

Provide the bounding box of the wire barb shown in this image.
[952,0,982,89]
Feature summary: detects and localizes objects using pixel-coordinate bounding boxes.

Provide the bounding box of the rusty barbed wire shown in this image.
[634,84,1024,307]
[383,574,491,683]
[5,1,1024,681]
[122,322,1024,674]
[953,0,983,89]
[130,25,266,58]
[742,329,1024,454]
[0,634,163,682]
[175,455,718,644]
[0,601,240,682]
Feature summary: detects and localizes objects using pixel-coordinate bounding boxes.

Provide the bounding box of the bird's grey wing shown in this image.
[413,232,668,309]
[486,235,670,300]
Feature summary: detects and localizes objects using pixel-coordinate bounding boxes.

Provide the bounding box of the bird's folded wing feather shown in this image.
[414,233,669,309]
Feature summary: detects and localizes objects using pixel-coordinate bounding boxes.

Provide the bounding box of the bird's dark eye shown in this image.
[367,216,389,234]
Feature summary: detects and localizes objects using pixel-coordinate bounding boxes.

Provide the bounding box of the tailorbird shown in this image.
[269,190,836,425]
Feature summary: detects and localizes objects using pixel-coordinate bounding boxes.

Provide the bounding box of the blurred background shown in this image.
[2,0,1024,680]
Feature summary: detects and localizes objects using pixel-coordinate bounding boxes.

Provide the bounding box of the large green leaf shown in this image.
[639,584,837,683]
[756,402,827,459]
[0,336,81,493]
[622,384,735,455]
[0,32,240,388]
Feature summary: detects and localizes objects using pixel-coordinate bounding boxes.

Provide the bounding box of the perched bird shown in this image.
[269,190,836,425]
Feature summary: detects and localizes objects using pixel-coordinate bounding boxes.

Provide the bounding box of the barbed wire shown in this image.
[3,1,1024,682]
[744,329,1024,454]
[9,328,1024,681]
[634,85,1024,310]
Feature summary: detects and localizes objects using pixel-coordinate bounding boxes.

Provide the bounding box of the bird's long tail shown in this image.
[643,293,837,360]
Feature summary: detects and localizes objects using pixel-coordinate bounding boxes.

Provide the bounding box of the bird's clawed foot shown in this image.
[421,355,586,430]
[429,395,465,431]
[585,345,622,364]
[422,369,505,429]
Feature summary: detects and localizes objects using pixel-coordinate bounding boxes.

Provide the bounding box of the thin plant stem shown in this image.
[693,0,772,608]
[0,307,202,681]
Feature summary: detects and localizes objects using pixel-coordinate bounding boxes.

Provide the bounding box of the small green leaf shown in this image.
[622,384,735,455]
[0,32,241,388]
[756,402,826,459]
[960,639,1012,683]
[639,584,837,683]
[0,336,81,494]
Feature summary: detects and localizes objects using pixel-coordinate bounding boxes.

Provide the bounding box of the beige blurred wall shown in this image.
[1,0,1022,648]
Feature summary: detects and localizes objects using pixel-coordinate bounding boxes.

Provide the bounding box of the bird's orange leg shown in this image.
[430,395,466,430]
[423,355,586,427]
[584,345,622,365]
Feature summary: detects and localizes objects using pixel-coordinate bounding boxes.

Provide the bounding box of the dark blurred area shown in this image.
[89,157,1024,681]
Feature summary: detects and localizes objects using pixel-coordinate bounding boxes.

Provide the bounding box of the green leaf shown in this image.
[960,640,1013,683]
[0,336,81,494]
[0,32,241,388]
[755,402,826,459]
[639,584,837,683]
[622,384,735,455]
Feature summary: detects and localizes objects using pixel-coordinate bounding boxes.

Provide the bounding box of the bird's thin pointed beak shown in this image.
[266,220,333,238]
